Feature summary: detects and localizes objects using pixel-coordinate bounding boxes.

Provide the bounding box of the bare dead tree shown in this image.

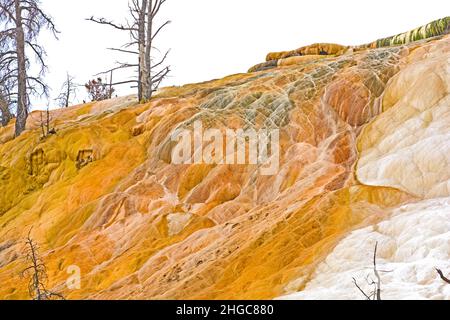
[436,268,450,284]
[55,72,77,108]
[87,0,171,102]
[38,106,54,139]
[0,0,59,137]
[21,228,64,300]
[353,242,384,300]
[0,33,16,126]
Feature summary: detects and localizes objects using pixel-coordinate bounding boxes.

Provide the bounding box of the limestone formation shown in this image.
[249,17,450,73]
[0,20,449,300]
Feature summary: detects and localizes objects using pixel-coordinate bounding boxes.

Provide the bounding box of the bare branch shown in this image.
[352,278,372,300]
[93,63,138,77]
[352,242,383,301]
[54,73,77,108]
[86,16,137,31]
[107,47,139,55]
[373,242,382,300]
[151,20,171,41]
[436,268,450,284]
[109,80,139,86]
[0,0,58,137]
[88,0,171,102]
[152,49,170,69]
[21,227,64,300]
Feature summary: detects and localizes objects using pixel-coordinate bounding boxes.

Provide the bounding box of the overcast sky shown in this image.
[34,0,449,109]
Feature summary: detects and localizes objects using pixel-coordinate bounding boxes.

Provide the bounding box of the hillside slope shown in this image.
[0,22,449,300]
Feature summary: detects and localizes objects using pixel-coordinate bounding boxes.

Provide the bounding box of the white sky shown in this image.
[33,0,449,109]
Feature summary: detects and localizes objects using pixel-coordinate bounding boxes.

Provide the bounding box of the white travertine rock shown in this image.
[167,213,192,236]
[356,53,450,198]
[279,197,450,300]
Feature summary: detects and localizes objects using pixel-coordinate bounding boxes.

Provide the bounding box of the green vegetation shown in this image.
[376,17,450,47]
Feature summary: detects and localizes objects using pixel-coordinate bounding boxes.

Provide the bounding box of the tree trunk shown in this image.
[108,70,113,99]
[29,239,42,300]
[144,1,154,101]
[138,0,148,102]
[65,74,70,107]
[0,93,12,126]
[14,0,28,137]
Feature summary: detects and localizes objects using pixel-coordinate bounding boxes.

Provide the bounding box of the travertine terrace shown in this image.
[0,18,449,300]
